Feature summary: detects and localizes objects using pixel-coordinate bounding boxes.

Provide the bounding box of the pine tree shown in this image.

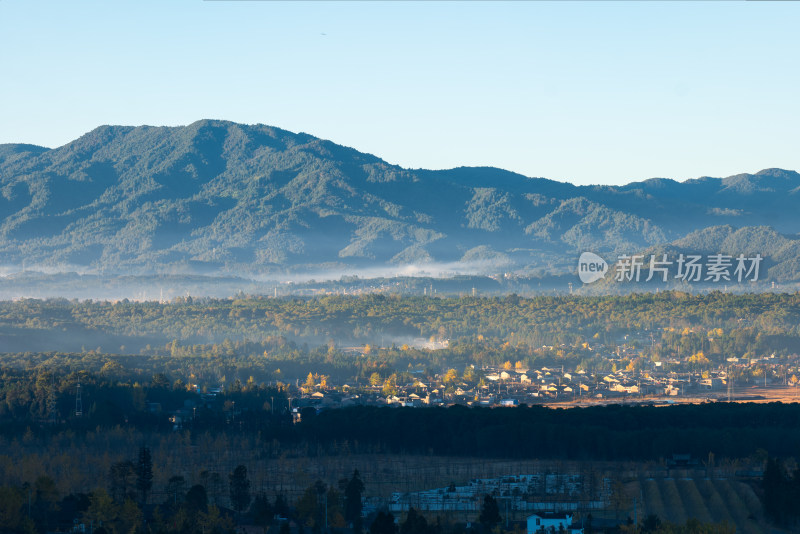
[229,465,251,515]
[253,493,274,531]
[763,457,786,524]
[370,511,396,534]
[185,484,208,513]
[478,495,501,531]
[345,469,365,532]
[274,493,289,517]
[135,447,153,505]
[400,507,428,534]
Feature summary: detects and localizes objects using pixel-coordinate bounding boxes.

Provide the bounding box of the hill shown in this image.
[1,120,799,286]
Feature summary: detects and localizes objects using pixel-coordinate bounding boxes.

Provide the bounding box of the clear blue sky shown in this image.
[1,0,798,186]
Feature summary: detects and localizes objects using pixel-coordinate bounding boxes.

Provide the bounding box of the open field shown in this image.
[728,385,800,404]
[548,384,800,409]
[627,477,766,534]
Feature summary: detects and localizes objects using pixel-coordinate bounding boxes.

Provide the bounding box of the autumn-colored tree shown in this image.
[304,373,315,390]
[296,481,326,528]
[382,374,398,397]
[109,461,136,503]
[199,505,236,534]
[118,499,143,534]
[84,488,118,530]
[0,486,24,531]
[443,369,459,384]
[463,366,476,383]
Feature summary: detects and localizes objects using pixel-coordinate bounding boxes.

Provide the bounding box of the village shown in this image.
[289,351,800,415]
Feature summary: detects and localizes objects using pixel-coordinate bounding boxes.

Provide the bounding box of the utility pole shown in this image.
[727,367,733,402]
[75,382,83,417]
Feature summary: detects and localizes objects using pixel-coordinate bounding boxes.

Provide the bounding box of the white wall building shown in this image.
[527,512,583,534]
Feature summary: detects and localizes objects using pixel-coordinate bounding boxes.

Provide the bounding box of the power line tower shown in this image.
[75,382,83,417]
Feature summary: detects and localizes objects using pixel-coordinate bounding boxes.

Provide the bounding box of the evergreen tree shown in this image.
[370,511,397,534]
[763,457,786,525]
[185,484,208,513]
[478,495,501,531]
[400,507,428,534]
[252,492,274,531]
[229,465,251,515]
[345,469,365,531]
[641,514,661,533]
[135,447,153,505]
[274,493,289,517]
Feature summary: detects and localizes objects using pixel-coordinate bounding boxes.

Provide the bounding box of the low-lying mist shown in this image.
[0,259,531,301]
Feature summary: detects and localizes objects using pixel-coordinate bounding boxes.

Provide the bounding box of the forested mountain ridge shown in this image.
[1,119,799,279]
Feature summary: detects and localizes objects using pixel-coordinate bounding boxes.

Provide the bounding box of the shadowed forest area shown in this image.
[3,292,800,533]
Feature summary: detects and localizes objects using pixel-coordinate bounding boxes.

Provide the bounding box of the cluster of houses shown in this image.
[292,363,769,413]
[374,473,611,534]
[156,355,797,430]
[385,474,606,513]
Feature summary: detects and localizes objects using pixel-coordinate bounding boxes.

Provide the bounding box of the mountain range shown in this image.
[1,119,799,285]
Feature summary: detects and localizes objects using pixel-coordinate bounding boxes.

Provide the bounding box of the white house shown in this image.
[610,383,639,394]
[527,512,583,534]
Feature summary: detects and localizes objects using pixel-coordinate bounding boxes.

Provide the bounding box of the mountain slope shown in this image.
[1,120,798,279]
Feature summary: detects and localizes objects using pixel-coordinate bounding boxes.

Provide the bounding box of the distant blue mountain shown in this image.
[1,120,798,279]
